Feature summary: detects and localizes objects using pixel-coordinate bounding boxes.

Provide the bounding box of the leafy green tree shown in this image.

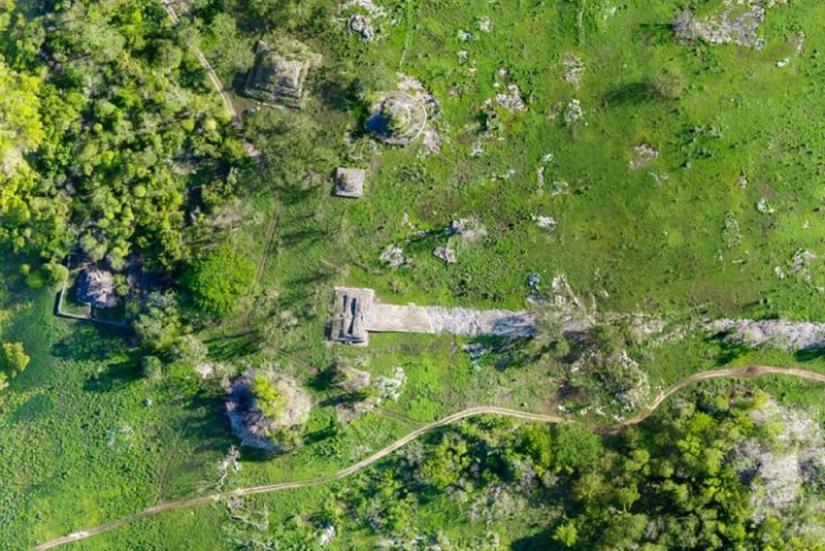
[418,436,471,490]
[553,521,578,547]
[591,324,623,358]
[135,291,185,352]
[184,244,254,317]
[251,374,285,421]
[517,424,553,473]
[41,262,69,286]
[553,424,603,473]
[1,341,30,380]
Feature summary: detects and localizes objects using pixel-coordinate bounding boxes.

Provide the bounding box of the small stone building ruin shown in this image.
[328,287,374,345]
[333,167,365,198]
[244,38,321,108]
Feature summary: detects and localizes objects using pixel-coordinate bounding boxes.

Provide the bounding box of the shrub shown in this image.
[141,356,163,380]
[1,342,30,380]
[652,69,687,100]
[24,269,45,289]
[41,262,69,286]
[251,373,286,421]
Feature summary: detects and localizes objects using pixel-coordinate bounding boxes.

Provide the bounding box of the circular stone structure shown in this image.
[365,91,427,145]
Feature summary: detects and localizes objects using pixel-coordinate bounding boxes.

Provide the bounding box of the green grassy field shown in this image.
[5,0,825,548]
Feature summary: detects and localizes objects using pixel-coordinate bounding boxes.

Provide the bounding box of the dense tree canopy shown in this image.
[0,0,246,271]
[325,390,817,550]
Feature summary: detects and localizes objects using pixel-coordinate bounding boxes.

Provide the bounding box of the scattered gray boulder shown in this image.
[348,14,375,42]
[527,273,541,292]
[447,218,487,243]
[561,52,585,89]
[533,215,557,230]
[379,244,405,268]
[563,99,584,125]
[318,524,336,546]
[433,246,457,264]
[630,143,659,169]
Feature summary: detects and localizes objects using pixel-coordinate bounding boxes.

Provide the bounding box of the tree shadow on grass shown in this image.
[280,227,329,247]
[795,345,825,362]
[82,355,141,393]
[604,81,657,107]
[708,330,751,366]
[309,365,338,391]
[511,528,560,551]
[315,71,360,113]
[466,336,542,372]
[637,22,677,45]
[279,184,318,206]
[205,333,261,362]
[303,419,339,446]
[51,323,130,362]
[10,393,54,424]
[181,389,233,453]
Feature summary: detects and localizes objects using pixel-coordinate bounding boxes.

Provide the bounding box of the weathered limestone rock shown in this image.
[630,143,659,169]
[379,244,405,268]
[433,246,456,264]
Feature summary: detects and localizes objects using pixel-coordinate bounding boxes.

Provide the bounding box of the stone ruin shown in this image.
[244,38,321,108]
[673,0,787,50]
[76,269,119,309]
[365,90,428,146]
[328,287,373,345]
[328,287,536,346]
[332,167,365,198]
[226,371,312,452]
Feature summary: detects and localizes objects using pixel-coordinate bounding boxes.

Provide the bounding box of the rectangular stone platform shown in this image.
[328,287,536,345]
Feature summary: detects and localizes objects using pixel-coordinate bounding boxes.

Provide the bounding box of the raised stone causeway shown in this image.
[329,287,536,345]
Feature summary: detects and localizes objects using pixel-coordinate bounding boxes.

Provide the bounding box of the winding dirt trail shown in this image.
[32,364,825,550]
[160,0,276,330]
[161,0,237,119]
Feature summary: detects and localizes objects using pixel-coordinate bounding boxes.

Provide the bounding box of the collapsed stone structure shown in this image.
[244,38,321,108]
[226,371,312,452]
[365,91,428,145]
[76,269,119,309]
